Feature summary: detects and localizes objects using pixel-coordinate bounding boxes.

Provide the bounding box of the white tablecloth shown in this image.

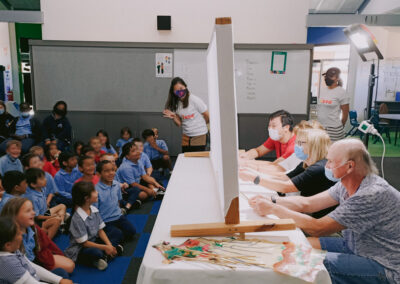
[137,155,331,284]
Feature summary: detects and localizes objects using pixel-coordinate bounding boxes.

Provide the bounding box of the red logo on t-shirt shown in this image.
[320,99,332,104]
[181,114,195,120]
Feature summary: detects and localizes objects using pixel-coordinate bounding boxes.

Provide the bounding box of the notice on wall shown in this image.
[270,51,287,74]
[156,53,173,78]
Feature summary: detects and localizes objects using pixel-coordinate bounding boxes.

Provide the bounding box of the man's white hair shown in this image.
[330,138,378,176]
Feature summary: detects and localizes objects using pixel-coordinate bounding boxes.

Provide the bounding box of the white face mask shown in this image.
[268,128,281,141]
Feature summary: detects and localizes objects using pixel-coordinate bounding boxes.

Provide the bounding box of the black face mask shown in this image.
[54,108,66,117]
[325,77,335,87]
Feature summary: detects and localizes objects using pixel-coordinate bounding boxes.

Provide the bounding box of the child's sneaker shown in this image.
[116,244,124,256]
[93,258,108,271]
[120,208,127,215]
[132,199,142,209]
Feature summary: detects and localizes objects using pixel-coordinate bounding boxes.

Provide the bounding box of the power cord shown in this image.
[358,120,385,178]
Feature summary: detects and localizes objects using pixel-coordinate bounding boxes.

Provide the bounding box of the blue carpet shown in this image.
[53,175,169,284]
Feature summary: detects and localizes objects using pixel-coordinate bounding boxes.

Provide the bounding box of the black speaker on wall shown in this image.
[157,15,171,30]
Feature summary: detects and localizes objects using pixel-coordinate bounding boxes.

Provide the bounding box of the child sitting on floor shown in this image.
[0,216,72,284]
[22,153,59,209]
[53,152,82,208]
[30,145,58,177]
[95,160,136,240]
[116,143,165,210]
[133,138,153,176]
[65,181,123,271]
[89,136,106,164]
[97,130,118,159]
[73,141,84,157]
[25,168,66,240]
[1,197,75,277]
[75,155,99,185]
[0,140,23,176]
[0,171,26,213]
[100,153,117,169]
[116,127,133,156]
[142,129,173,173]
[44,142,61,174]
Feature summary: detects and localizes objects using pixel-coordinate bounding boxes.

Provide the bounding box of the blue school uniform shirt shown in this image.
[22,226,36,261]
[116,138,133,155]
[143,140,168,160]
[15,116,32,136]
[0,154,23,176]
[116,159,146,185]
[0,250,39,283]
[140,152,152,170]
[25,187,47,216]
[44,171,59,195]
[54,166,82,199]
[101,145,117,155]
[94,180,122,223]
[65,206,105,261]
[0,192,22,213]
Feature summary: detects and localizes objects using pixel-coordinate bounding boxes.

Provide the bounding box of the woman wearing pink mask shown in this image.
[163,77,209,153]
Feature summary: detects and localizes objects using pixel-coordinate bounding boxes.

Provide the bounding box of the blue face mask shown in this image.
[21,112,30,118]
[294,144,308,161]
[324,162,349,182]
[0,109,4,115]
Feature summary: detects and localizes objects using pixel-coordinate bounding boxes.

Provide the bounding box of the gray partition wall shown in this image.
[30,41,312,156]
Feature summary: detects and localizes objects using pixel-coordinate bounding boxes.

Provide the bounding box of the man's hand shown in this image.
[249,196,274,217]
[239,169,257,183]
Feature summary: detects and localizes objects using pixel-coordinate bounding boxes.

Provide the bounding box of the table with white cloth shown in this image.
[379,113,400,145]
[137,154,331,284]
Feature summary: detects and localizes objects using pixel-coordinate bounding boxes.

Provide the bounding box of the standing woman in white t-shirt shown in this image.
[317,67,350,141]
[163,77,209,152]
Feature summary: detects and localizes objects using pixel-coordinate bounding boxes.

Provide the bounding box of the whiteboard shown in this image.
[174,48,312,114]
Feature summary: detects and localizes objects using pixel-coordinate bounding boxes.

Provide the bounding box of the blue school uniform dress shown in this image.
[0,154,23,176]
[101,145,117,155]
[116,138,133,155]
[0,250,62,284]
[54,166,83,199]
[22,226,36,261]
[65,206,123,267]
[25,187,47,217]
[0,192,23,213]
[0,250,39,282]
[143,140,168,160]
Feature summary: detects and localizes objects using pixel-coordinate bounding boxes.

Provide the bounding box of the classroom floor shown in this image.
[53,174,168,284]
[366,131,400,157]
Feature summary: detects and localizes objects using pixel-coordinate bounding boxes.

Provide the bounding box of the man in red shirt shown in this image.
[240,110,296,164]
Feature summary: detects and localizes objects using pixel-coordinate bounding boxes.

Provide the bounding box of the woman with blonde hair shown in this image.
[240,128,337,218]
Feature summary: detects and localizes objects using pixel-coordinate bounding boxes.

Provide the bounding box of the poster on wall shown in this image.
[155,53,173,78]
[270,51,287,74]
